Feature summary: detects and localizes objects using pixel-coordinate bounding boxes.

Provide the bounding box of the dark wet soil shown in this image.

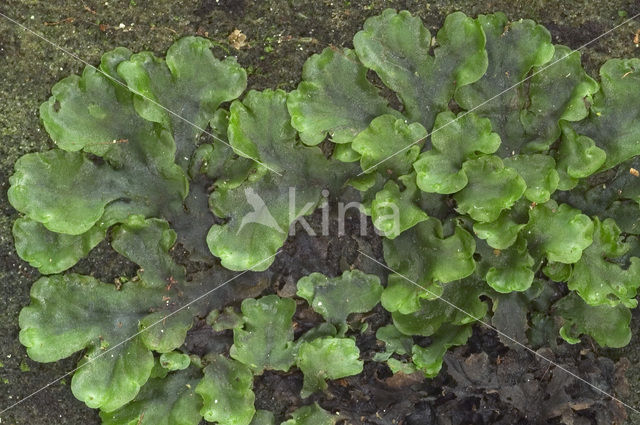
[1,1,640,424]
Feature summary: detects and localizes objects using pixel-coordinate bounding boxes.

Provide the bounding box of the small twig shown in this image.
[43,17,75,26]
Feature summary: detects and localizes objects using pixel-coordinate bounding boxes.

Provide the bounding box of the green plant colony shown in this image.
[7,8,640,425]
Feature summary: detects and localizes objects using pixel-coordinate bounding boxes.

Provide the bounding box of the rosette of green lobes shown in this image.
[455,14,598,155]
[414,111,501,194]
[554,123,606,190]
[11,216,107,274]
[18,217,196,412]
[373,324,413,362]
[566,218,640,308]
[476,237,535,293]
[287,47,394,146]
[196,355,256,425]
[206,89,353,271]
[472,200,529,250]
[229,295,296,373]
[380,218,476,313]
[296,337,363,397]
[101,366,203,425]
[115,37,247,169]
[351,114,427,176]
[387,278,487,375]
[453,156,526,223]
[411,324,473,377]
[554,293,632,348]
[502,154,558,204]
[19,273,194,412]
[111,215,186,287]
[353,9,487,129]
[390,277,490,337]
[8,36,248,272]
[570,58,640,170]
[296,270,383,327]
[523,200,594,264]
[369,175,429,239]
